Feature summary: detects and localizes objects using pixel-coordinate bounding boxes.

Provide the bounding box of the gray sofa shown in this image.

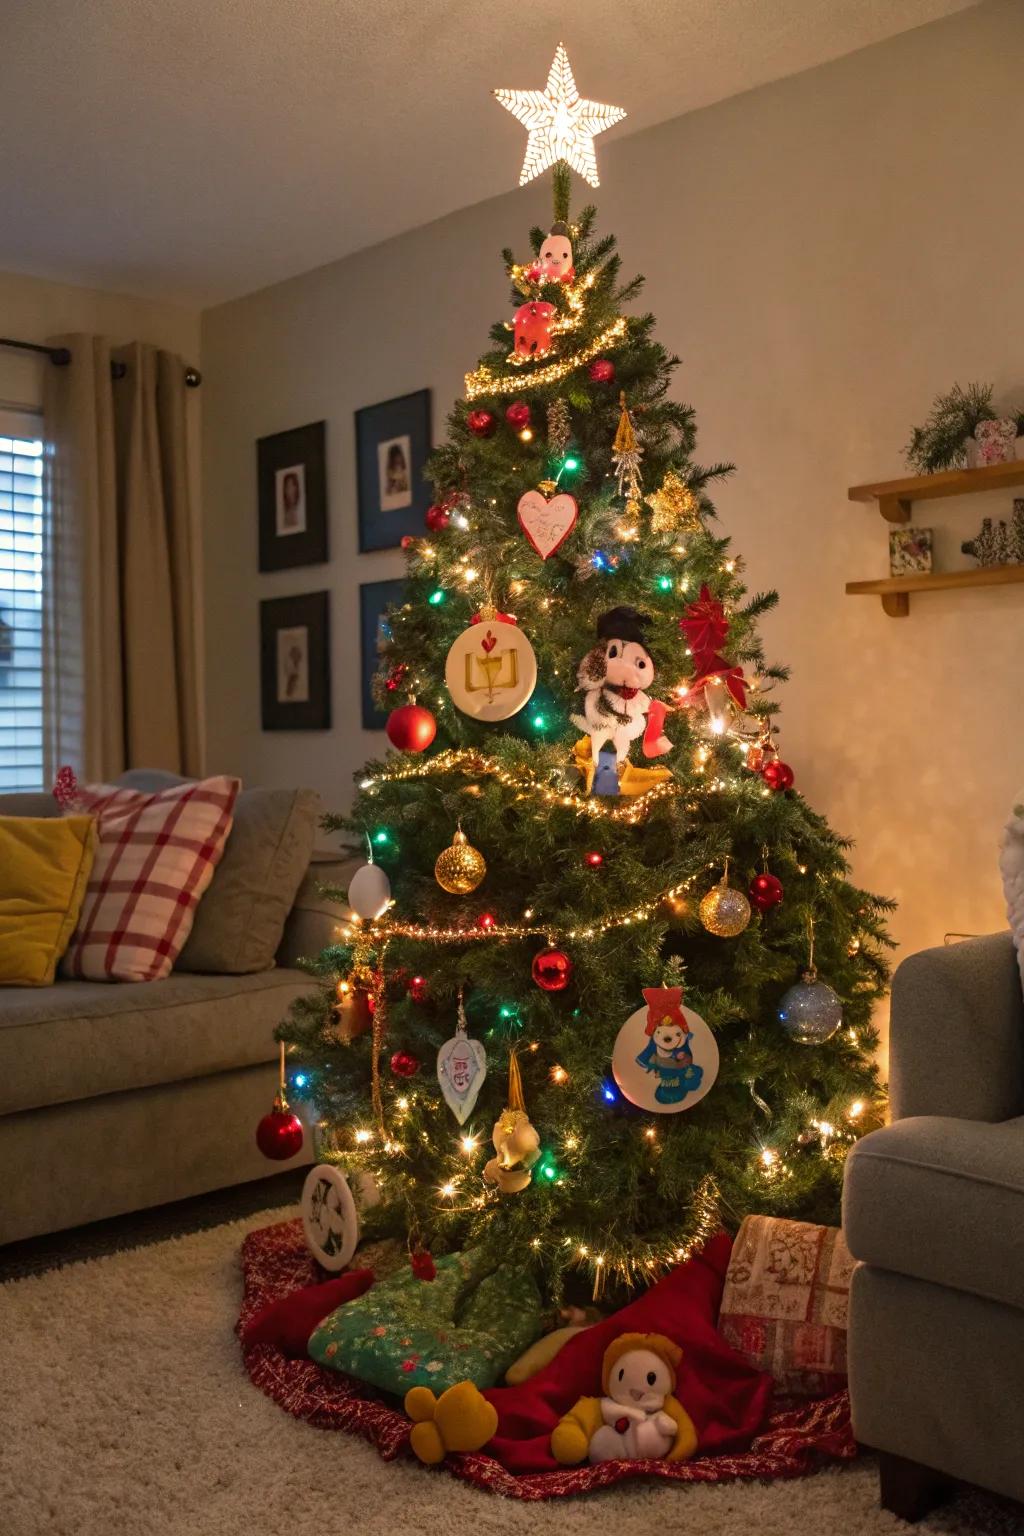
[0,772,350,1246]
[844,931,1024,1519]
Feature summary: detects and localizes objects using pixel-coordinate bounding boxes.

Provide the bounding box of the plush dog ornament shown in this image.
[551,1332,698,1465]
[572,608,673,794]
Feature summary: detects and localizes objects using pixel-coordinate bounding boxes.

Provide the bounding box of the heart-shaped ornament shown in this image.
[436,1027,487,1125]
[517,490,579,560]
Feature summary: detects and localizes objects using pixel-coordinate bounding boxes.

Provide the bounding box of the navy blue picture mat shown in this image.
[355,389,432,551]
[360,578,406,729]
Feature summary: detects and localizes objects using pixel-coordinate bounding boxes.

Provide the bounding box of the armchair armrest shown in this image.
[275,855,357,969]
[889,932,1023,1122]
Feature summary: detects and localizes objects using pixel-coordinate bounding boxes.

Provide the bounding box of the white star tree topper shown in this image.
[494,43,626,188]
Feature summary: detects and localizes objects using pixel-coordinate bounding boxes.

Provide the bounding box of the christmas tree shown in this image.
[281,48,892,1302]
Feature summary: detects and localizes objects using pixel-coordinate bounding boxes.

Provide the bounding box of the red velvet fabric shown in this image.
[484,1232,773,1472]
[241,1269,374,1356]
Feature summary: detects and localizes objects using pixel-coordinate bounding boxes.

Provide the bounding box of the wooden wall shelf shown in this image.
[849,459,1024,523]
[846,564,1024,617]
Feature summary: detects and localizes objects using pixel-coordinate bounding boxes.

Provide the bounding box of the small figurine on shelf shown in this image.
[961,516,1011,567]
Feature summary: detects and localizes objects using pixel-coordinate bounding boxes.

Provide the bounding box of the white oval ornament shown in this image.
[517,490,579,560]
[437,1024,487,1125]
[301,1163,359,1271]
[347,861,391,920]
[612,997,719,1114]
[445,619,537,722]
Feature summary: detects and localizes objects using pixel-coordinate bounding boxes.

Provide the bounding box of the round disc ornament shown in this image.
[347,860,391,920]
[445,612,537,722]
[301,1163,359,1272]
[778,968,843,1044]
[612,987,719,1113]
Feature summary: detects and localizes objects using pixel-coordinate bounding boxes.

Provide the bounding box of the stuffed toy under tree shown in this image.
[277,43,892,1306]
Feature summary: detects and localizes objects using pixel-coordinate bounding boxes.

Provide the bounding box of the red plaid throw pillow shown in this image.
[61,776,240,982]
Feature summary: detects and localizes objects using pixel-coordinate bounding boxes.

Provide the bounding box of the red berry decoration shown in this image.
[385,702,437,753]
[255,1097,304,1161]
[505,400,531,431]
[749,872,784,912]
[385,663,408,693]
[532,946,574,992]
[762,760,795,792]
[407,974,429,1004]
[425,503,450,532]
[467,409,497,439]
[390,1050,421,1078]
[400,534,416,549]
[589,358,615,383]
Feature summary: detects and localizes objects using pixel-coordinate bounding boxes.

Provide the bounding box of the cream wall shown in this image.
[201,0,1024,964]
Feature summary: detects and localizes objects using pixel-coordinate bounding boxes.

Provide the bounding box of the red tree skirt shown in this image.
[238,1218,857,1500]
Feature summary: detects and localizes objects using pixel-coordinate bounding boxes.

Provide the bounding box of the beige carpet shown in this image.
[0,1209,1015,1536]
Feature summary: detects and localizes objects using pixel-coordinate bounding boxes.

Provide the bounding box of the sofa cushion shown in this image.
[844,1115,1024,1312]
[117,770,319,974]
[0,816,96,985]
[61,775,239,982]
[1000,793,1024,994]
[0,968,315,1114]
[0,792,60,818]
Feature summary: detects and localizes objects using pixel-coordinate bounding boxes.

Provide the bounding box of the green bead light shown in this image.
[428,589,445,605]
[563,456,579,471]
[656,574,673,592]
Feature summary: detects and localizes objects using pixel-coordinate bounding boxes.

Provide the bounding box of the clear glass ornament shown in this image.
[778,968,843,1044]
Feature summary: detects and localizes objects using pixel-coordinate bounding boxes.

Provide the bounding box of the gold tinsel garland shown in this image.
[465,318,627,399]
[359,747,685,824]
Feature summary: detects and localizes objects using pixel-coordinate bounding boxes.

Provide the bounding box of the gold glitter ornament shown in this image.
[699,873,751,938]
[434,828,487,895]
[647,470,701,535]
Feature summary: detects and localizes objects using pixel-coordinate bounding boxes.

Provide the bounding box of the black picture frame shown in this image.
[257,421,328,571]
[359,578,405,729]
[260,591,331,731]
[355,389,432,551]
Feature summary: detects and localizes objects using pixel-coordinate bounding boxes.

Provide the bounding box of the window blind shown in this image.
[0,411,45,793]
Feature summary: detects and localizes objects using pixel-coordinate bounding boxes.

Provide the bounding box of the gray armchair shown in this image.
[844,932,1024,1520]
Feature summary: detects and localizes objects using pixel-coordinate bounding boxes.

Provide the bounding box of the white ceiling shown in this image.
[0,0,976,309]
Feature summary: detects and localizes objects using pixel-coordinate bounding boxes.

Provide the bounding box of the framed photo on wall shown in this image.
[359,578,405,729]
[355,390,432,551]
[260,591,331,730]
[257,421,328,571]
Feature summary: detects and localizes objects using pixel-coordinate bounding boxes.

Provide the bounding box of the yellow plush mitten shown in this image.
[550,1396,602,1465]
[405,1380,498,1465]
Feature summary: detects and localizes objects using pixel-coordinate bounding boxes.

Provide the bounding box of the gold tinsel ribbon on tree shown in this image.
[370,939,390,1133]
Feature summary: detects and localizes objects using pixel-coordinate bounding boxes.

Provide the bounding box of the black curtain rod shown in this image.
[0,336,201,387]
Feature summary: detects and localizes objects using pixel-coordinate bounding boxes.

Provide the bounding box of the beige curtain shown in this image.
[42,336,201,781]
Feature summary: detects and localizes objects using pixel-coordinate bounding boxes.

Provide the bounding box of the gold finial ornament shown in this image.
[434,828,487,895]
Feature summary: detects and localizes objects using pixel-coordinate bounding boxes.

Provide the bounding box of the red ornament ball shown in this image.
[762,760,795,792]
[589,358,615,384]
[410,1249,437,1282]
[532,946,574,992]
[505,400,532,431]
[584,851,604,869]
[390,1050,421,1078]
[385,702,436,753]
[749,872,784,912]
[400,534,416,550]
[425,503,450,532]
[407,974,429,1004]
[467,409,497,439]
[255,1102,304,1161]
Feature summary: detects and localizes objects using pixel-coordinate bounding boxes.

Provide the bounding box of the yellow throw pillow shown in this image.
[0,816,97,986]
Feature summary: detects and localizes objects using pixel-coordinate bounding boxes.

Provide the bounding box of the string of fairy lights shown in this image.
[465,317,628,399]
